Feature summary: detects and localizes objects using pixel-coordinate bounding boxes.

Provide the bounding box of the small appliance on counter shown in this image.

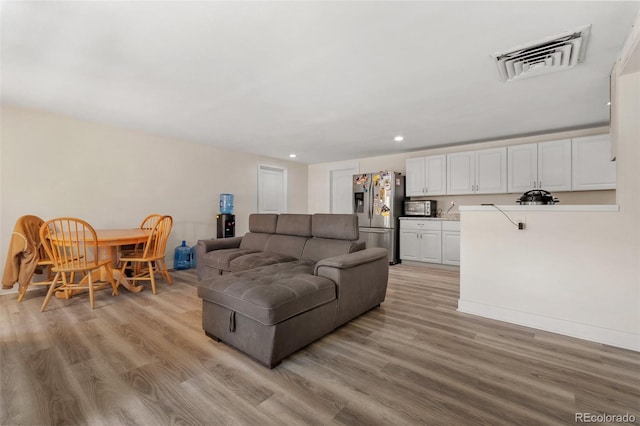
[516,190,559,205]
[404,200,437,217]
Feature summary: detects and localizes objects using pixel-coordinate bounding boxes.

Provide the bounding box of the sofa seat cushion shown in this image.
[229,251,297,273]
[202,248,260,272]
[197,261,336,326]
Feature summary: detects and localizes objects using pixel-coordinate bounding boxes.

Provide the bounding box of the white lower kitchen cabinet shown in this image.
[399,219,460,266]
[399,220,442,263]
[442,221,461,266]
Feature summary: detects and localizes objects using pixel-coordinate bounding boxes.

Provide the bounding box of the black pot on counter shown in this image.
[516,190,559,205]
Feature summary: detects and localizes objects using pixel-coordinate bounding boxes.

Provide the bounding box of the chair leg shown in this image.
[88,273,95,309]
[116,260,129,288]
[159,258,173,284]
[149,261,157,294]
[40,272,61,312]
[17,283,30,303]
[105,266,118,296]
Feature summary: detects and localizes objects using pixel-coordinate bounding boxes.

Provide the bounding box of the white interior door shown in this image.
[258,165,287,213]
[330,167,358,213]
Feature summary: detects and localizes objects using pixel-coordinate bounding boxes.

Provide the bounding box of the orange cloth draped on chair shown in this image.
[2,215,45,291]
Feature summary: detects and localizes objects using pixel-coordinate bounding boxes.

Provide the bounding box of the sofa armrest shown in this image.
[314,248,389,327]
[314,247,388,271]
[197,237,242,253]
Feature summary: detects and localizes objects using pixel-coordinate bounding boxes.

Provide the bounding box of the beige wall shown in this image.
[308,126,615,214]
[0,106,308,291]
[458,61,640,350]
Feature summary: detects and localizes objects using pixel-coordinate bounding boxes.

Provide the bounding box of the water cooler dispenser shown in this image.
[217,193,235,238]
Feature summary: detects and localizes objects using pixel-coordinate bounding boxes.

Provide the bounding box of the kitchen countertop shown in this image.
[459,205,619,212]
[399,216,460,221]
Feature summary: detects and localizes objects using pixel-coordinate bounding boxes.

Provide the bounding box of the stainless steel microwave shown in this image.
[404,200,437,217]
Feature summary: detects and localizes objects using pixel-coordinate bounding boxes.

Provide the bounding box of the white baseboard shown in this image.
[458,300,640,352]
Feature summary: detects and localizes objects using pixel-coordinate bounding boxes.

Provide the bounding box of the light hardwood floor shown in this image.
[1,265,638,425]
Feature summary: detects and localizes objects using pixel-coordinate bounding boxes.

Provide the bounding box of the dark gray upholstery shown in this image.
[249,214,279,233]
[198,260,334,325]
[275,214,312,237]
[196,213,389,368]
[264,235,308,258]
[301,238,362,262]
[239,232,273,251]
[229,251,296,272]
[202,248,258,271]
[312,214,359,240]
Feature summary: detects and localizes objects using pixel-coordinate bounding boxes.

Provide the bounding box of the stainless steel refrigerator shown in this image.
[353,171,405,264]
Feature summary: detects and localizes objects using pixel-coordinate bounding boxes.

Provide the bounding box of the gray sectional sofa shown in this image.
[196,213,389,368]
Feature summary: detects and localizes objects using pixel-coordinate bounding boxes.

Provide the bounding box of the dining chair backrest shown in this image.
[140,214,163,230]
[40,217,100,271]
[142,215,173,260]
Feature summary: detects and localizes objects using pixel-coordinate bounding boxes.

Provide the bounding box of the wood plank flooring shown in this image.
[1,265,638,425]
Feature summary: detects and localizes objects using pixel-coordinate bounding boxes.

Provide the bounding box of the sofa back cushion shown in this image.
[249,214,279,234]
[301,238,363,262]
[312,214,359,240]
[276,214,312,237]
[264,235,308,259]
[239,233,272,251]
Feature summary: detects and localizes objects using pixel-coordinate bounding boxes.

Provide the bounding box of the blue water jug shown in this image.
[219,193,234,214]
[174,240,192,270]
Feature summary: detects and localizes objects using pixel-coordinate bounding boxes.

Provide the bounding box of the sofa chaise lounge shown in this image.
[196,213,389,368]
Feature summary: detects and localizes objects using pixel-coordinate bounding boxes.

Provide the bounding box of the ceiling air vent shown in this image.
[493,25,591,82]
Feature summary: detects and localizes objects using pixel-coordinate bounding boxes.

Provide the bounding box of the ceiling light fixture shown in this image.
[394,135,404,142]
[289,154,297,158]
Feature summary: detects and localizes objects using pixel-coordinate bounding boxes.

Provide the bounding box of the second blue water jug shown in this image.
[174,240,192,270]
[219,193,234,214]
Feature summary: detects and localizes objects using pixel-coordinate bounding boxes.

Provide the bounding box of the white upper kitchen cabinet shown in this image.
[508,139,572,193]
[538,139,572,192]
[447,147,506,195]
[446,152,474,194]
[508,143,538,193]
[405,155,446,196]
[572,134,616,191]
[475,147,507,193]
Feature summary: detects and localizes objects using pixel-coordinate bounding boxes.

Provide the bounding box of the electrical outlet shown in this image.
[516,216,526,230]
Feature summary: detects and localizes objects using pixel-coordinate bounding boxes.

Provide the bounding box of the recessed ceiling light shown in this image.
[606,101,611,106]
[394,135,404,142]
[289,154,297,158]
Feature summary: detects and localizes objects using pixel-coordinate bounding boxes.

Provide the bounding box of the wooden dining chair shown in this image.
[121,213,164,257]
[17,242,55,302]
[117,215,173,294]
[39,217,118,312]
[1,214,56,302]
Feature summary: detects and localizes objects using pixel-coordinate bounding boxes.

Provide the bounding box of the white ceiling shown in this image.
[2,1,639,164]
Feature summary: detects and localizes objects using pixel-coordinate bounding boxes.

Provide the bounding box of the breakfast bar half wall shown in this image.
[457,204,639,351]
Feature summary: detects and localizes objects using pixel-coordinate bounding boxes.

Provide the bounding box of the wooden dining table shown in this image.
[52,228,151,297]
[92,228,151,292]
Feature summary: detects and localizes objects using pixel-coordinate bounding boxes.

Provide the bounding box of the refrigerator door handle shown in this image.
[368,180,373,220]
